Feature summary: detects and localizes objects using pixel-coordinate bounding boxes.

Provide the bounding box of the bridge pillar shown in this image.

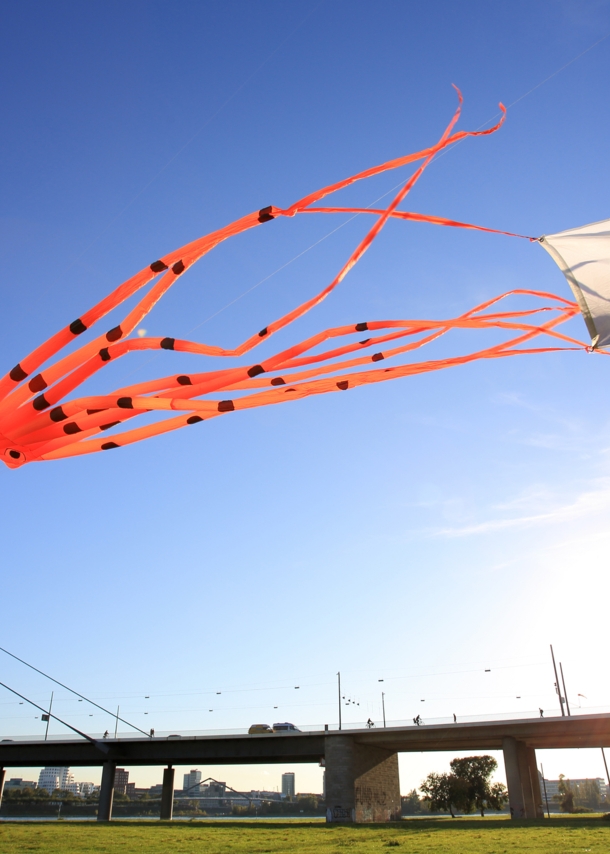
[324,736,401,823]
[160,766,175,820]
[502,737,544,819]
[0,767,5,811]
[525,744,544,818]
[97,761,116,822]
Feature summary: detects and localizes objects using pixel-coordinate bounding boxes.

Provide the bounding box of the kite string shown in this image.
[27,2,325,307]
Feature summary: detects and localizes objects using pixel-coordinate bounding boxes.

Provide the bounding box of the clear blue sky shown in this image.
[2,0,610,794]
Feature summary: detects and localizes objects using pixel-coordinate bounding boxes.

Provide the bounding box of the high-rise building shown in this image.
[38,768,59,792]
[281,772,295,798]
[183,769,202,794]
[38,767,74,793]
[114,768,129,795]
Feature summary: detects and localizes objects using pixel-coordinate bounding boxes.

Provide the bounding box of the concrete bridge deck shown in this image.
[1,712,609,765]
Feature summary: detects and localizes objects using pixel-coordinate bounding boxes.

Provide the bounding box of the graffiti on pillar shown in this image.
[330,806,354,821]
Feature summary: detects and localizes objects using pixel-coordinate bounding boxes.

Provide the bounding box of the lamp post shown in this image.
[559,663,571,716]
[381,692,386,727]
[602,748,610,788]
[550,645,565,716]
[337,672,341,731]
[540,763,551,818]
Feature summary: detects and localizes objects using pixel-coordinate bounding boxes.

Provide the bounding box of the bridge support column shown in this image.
[325,736,401,823]
[97,761,116,822]
[525,744,544,818]
[502,737,544,819]
[160,766,175,820]
[0,767,6,811]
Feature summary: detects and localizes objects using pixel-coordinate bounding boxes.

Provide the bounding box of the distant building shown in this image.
[205,781,226,798]
[248,789,282,802]
[130,787,152,799]
[281,773,295,798]
[38,768,59,792]
[79,782,97,797]
[38,767,74,793]
[4,778,37,791]
[540,774,607,802]
[183,769,202,794]
[114,768,129,795]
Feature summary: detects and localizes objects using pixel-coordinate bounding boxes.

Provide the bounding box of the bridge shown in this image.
[1,712,609,823]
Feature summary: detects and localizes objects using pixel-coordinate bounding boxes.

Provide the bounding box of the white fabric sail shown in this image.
[540,218,610,348]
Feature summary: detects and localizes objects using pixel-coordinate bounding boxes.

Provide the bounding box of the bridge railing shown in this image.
[2,705,609,743]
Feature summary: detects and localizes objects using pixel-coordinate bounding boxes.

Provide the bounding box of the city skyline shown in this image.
[4,763,608,810]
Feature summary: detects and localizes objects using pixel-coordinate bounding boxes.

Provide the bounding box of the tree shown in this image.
[557,774,574,813]
[297,795,320,812]
[420,772,470,817]
[575,780,600,811]
[449,755,508,817]
[401,789,424,815]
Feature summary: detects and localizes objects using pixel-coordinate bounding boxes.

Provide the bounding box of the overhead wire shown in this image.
[30,2,324,306]
[111,28,610,386]
[0,644,150,737]
[0,657,548,701]
[0,679,98,744]
[0,650,577,735]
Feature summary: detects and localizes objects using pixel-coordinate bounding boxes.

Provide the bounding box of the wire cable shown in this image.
[0,679,98,745]
[0,644,150,738]
[32,3,324,305]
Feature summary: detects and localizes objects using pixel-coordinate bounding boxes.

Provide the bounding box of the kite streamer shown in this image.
[0,89,596,469]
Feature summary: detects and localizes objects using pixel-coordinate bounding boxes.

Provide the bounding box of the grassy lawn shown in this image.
[0,816,608,854]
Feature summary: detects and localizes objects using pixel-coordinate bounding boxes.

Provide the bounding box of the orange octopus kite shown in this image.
[0,90,595,469]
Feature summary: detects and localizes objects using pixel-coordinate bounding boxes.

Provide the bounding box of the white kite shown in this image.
[541,218,610,348]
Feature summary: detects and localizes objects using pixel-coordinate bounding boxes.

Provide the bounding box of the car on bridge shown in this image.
[272,722,300,733]
[248,724,273,734]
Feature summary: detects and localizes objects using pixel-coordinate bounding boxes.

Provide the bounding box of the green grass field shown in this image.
[0,817,609,854]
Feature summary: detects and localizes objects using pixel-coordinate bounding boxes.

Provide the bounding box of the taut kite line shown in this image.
[1,89,608,469]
